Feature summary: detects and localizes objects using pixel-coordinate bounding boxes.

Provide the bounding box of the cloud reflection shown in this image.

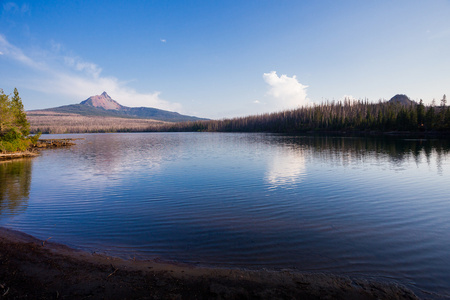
[265,147,306,188]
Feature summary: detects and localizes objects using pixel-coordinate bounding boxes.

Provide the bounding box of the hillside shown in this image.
[31,92,207,122]
[388,94,417,106]
[26,111,169,134]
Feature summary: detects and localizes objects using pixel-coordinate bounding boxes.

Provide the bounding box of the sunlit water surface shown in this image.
[1,133,449,298]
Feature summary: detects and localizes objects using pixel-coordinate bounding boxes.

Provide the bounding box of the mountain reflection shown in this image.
[73,134,174,178]
[0,159,33,216]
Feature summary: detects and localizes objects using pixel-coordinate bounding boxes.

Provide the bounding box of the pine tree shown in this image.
[425,106,435,130]
[0,89,14,136]
[441,94,447,107]
[11,88,30,136]
[0,88,38,152]
[417,99,425,128]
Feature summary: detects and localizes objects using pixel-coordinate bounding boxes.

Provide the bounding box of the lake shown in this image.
[1,132,449,298]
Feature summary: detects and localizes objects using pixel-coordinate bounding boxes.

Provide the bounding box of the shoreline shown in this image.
[0,227,418,299]
[0,150,39,161]
[0,138,77,161]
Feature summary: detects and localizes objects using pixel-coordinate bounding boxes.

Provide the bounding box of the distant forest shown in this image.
[164,95,450,134]
[28,94,450,135]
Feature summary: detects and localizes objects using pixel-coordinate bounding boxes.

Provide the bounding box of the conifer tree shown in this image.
[441,94,447,107]
[417,99,425,127]
[11,88,30,136]
[0,88,39,152]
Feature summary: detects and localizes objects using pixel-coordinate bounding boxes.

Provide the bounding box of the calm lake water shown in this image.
[1,132,450,298]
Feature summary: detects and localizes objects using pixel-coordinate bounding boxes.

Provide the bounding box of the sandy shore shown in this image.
[0,227,418,300]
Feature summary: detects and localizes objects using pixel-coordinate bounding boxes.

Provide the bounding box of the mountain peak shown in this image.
[80,92,122,110]
[388,94,416,106]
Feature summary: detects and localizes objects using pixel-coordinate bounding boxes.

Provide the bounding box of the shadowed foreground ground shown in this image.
[0,227,418,300]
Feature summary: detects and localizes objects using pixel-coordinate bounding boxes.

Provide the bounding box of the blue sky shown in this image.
[1,0,450,119]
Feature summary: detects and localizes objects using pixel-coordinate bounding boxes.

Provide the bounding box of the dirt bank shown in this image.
[0,227,418,299]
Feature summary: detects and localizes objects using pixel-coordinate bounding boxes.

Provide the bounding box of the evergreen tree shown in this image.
[11,88,30,136]
[445,108,450,130]
[0,88,39,152]
[0,89,15,136]
[425,106,435,130]
[441,94,447,107]
[417,99,425,127]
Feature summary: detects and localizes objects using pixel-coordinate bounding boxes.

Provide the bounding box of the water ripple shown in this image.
[1,133,450,298]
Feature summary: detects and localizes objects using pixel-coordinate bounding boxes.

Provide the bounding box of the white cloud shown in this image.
[263,71,309,110]
[21,3,30,14]
[0,34,182,111]
[3,2,29,14]
[50,40,62,53]
[0,51,3,55]
[0,34,46,69]
[3,2,18,12]
[160,39,167,43]
[253,100,260,104]
[63,56,102,78]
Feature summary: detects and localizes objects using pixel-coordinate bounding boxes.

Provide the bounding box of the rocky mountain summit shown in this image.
[32,92,207,122]
[80,92,123,110]
[388,94,417,106]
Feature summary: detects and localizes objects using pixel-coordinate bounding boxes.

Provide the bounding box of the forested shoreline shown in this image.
[165,96,450,135]
[19,91,450,136]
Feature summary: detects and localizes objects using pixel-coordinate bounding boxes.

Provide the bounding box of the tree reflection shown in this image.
[0,159,33,216]
[276,135,450,170]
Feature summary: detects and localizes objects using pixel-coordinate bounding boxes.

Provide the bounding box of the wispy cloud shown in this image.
[63,56,102,78]
[3,2,30,14]
[0,34,181,111]
[160,39,167,43]
[50,40,62,53]
[263,71,309,110]
[0,35,45,69]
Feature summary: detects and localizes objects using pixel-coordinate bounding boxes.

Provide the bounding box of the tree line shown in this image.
[0,88,40,152]
[162,96,450,134]
[5,88,450,137]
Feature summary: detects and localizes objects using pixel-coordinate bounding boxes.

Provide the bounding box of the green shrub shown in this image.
[0,138,30,152]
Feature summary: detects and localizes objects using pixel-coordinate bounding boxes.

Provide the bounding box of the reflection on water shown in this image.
[0,159,33,216]
[263,136,450,189]
[279,135,450,168]
[265,147,306,188]
[70,133,176,180]
[0,133,450,299]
